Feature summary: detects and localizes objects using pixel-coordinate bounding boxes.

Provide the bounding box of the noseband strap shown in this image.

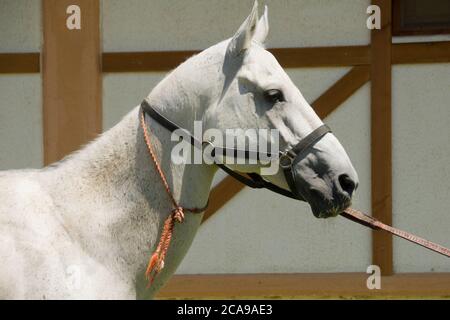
[141,99,330,201]
[280,124,331,199]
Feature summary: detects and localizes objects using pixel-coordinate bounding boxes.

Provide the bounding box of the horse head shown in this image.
[156,1,359,218]
[205,2,358,218]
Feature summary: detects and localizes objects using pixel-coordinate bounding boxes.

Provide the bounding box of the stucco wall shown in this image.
[0,0,42,169]
[392,64,450,272]
[102,0,370,51]
[0,0,41,53]
[0,75,43,169]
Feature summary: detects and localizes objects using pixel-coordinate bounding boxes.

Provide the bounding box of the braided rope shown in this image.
[140,110,205,287]
[140,111,178,208]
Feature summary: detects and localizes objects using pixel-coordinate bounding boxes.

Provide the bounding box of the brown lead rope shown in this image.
[341,208,450,258]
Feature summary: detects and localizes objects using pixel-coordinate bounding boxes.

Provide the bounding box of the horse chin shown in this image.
[296,173,353,219]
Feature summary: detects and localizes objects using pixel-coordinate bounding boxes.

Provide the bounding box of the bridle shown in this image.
[140,98,450,287]
[141,98,331,202]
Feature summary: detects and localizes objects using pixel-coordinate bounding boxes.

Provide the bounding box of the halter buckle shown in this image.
[279,152,293,169]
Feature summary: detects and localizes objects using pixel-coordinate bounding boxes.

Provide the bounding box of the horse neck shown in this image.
[46,73,217,278]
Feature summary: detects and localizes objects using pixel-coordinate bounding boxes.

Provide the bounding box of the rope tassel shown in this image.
[145,208,184,287]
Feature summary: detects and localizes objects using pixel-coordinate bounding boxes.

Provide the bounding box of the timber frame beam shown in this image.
[1,41,450,74]
[370,0,393,276]
[42,0,102,164]
[0,53,40,73]
[158,273,450,299]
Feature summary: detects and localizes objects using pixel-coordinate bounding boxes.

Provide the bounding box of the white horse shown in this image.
[0,2,358,299]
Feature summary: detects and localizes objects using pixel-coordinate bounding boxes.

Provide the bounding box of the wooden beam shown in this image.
[392,41,450,64]
[103,51,196,72]
[270,46,370,68]
[2,42,450,74]
[202,66,370,224]
[202,176,245,223]
[102,46,371,72]
[42,0,102,165]
[157,273,450,298]
[370,0,393,276]
[101,42,450,73]
[0,53,40,73]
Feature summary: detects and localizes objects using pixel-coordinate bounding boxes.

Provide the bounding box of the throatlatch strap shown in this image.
[141,99,273,160]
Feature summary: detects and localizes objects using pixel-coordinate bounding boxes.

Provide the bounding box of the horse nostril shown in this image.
[338,174,356,197]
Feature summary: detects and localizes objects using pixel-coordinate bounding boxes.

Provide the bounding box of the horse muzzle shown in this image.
[283,133,359,219]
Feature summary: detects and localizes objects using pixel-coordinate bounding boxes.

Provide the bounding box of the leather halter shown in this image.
[141,98,331,202]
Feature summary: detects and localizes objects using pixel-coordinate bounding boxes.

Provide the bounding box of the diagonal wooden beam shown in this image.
[202,176,246,222]
[201,65,370,224]
[313,65,370,119]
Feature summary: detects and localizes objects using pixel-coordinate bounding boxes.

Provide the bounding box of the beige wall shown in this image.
[103,73,164,129]
[392,64,450,272]
[102,0,370,51]
[0,75,43,169]
[0,0,42,169]
[0,0,41,53]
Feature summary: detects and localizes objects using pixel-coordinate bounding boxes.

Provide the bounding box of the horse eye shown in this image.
[264,89,285,104]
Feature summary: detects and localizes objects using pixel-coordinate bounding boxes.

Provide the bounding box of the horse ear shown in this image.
[227,0,259,57]
[253,5,269,45]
